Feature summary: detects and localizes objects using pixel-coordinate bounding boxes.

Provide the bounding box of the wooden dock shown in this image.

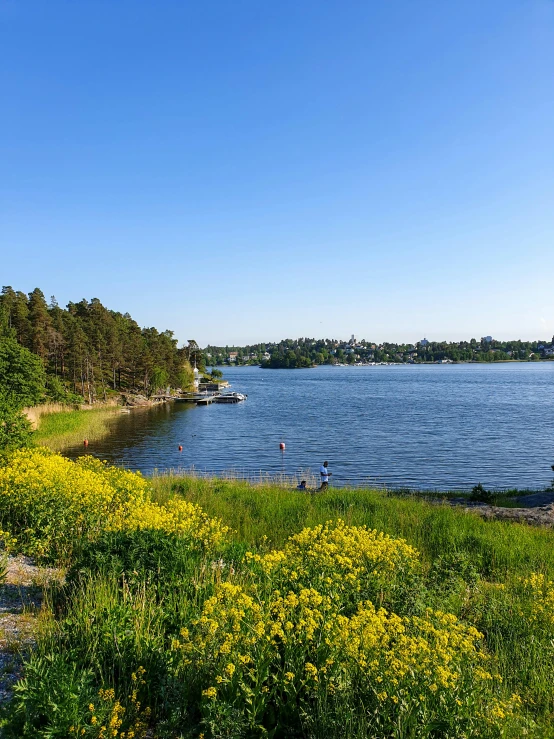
[195,395,217,405]
[153,388,245,407]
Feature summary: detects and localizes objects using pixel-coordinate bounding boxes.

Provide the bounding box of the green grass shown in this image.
[151,475,554,579]
[5,466,554,737]
[33,407,122,450]
[148,476,554,729]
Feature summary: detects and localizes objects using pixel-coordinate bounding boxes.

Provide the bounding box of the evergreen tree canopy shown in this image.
[0,287,198,403]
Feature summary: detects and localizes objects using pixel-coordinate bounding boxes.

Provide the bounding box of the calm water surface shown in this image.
[64,364,554,491]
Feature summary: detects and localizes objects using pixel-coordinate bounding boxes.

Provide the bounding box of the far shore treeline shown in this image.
[206,335,554,369]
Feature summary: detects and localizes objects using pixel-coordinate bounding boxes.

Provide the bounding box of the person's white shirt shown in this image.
[320,465,329,483]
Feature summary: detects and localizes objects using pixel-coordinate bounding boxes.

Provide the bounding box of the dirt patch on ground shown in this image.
[0,556,63,709]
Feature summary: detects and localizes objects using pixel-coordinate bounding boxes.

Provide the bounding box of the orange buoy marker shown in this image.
[83,438,89,447]
[279,442,285,450]
[178,445,183,452]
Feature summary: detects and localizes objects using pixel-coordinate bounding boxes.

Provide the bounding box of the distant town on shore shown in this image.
[205,335,554,369]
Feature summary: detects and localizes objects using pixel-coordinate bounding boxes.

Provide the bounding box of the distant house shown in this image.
[228,352,238,362]
[419,338,429,347]
[263,352,271,361]
[544,347,554,357]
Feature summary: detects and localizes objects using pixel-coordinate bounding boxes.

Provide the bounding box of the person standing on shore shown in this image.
[319,461,332,491]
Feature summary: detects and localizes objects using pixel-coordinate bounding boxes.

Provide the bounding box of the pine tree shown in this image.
[28,288,52,360]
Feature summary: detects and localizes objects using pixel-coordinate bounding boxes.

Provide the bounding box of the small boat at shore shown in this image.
[215,392,247,403]
[174,391,247,405]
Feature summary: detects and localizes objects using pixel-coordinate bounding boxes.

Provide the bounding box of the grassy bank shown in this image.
[153,476,554,731]
[33,406,123,450]
[151,475,554,578]
[1,454,554,737]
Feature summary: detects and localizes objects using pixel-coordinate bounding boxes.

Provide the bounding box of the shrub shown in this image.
[0,449,228,562]
[45,375,83,405]
[0,391,32,457]
[470,483,493,503]
[168,526,527,738]
[5,653,151,739]
[246,519,421,614]
[428,551,481,593]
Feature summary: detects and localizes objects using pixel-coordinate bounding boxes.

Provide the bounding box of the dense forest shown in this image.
[0,286,202,403]
[205,335,554,369]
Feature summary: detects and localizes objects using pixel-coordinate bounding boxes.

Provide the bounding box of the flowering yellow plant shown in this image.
[171,522,525,737]
[247,519,419,607]
[0,448,228,561]
[518,572,554,625]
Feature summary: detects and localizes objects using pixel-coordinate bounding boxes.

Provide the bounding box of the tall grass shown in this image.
[24,402,73,429]
[33,407,122,450]
[4,461,554,737]
[151,475,554,578]
[149,475,554,728]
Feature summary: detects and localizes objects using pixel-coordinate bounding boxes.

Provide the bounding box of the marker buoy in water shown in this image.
[178,445,183,452]
[279,442,285,450]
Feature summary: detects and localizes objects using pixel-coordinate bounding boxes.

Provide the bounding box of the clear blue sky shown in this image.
[1,0,553,346]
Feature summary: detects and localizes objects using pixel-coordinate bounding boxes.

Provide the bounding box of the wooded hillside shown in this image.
[0,286,201,402]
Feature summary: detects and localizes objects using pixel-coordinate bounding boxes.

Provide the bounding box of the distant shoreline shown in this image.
[230,358,554,369]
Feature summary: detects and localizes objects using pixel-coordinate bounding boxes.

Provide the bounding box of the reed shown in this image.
[23,402,73,429]
[33,406,122,450]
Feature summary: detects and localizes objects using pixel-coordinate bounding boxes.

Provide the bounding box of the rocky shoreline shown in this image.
[454,491,554,527]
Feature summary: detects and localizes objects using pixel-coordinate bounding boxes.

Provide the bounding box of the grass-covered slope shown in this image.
[1,454,554,737]
[32,406,122,451]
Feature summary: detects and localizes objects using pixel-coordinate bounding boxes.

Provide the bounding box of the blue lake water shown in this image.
[64,363,554,491]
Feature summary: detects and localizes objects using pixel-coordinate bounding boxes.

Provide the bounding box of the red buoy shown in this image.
[178,445,183,452]
[279,442,285,450]
[83,438,89,447]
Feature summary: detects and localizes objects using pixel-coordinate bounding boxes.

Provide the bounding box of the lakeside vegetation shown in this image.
[32,406,123,451]
[2,290,554,735]
[0,288,205,461]
[206,336,554,368]
[0,286,200,402]
[0,452,554,736]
